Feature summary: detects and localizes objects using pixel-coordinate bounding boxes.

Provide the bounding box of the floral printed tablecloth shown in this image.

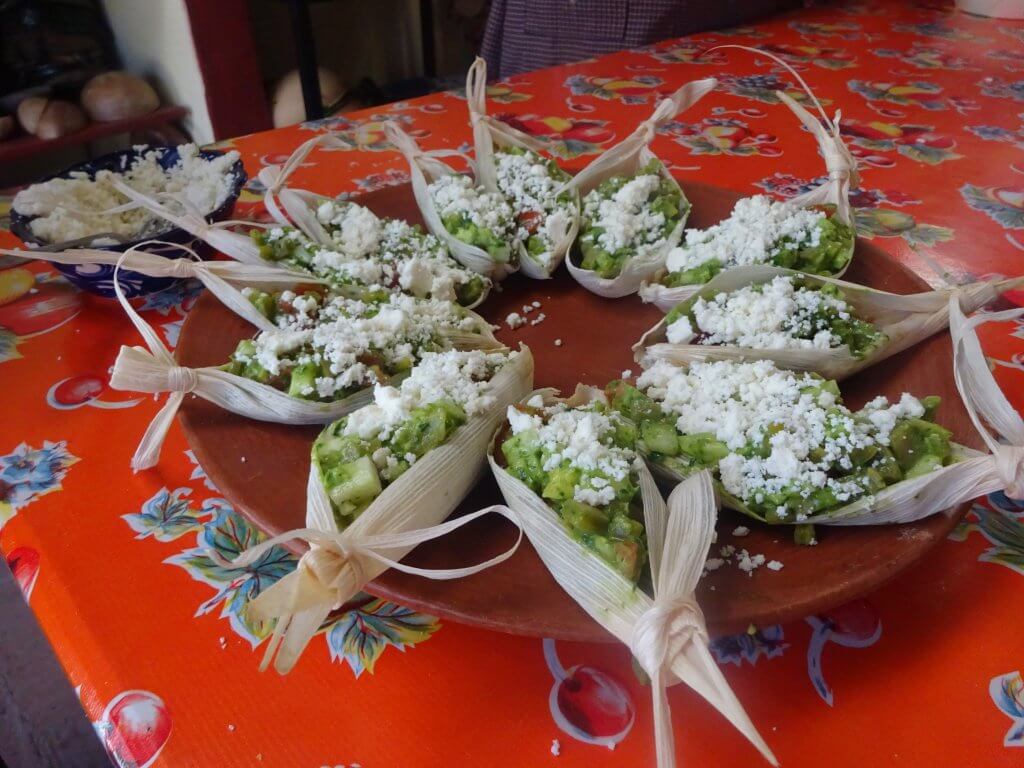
[2,2,1024,766]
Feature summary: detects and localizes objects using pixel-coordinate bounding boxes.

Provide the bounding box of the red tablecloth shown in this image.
[2,2,1024,765]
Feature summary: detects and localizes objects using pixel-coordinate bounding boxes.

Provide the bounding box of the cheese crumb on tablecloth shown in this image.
[506,312,526,329]
[551,739,561,756]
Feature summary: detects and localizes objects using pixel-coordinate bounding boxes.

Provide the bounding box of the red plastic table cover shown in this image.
[2,2,1023,766]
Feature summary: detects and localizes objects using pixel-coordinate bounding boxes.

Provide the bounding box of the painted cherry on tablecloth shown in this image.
[544,639,635,748]
[6,546,39,600]
[805,599,883,706]
[46,373,142,411]
[0,278,81,337]
[95,690,172,768]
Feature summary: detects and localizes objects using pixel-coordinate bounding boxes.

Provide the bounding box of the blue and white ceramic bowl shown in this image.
[10,146,247,298]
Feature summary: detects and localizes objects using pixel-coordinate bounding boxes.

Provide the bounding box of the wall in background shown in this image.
[99,0,214,143]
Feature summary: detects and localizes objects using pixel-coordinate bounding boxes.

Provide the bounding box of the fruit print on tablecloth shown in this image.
[6,546,40,600]
[126,484,439,673]
[717,73,830,106]
[0,270,82,360]
[790,20,864,40]
[298,113,423,151]
[848,79,947,110]
[839,117,962,164]
[966,120,1024,151]
[805,599,882,707]
[990,670,1024,747]
[872,43,973,71]
[660,117,781,157]
[891,21,990,43]
[564,74,665,104]
[754,43,858,70]
[353,169,411,193]
[0,440,79,531]
[493,114,617,159]
[641,40,727,66]
[446,83,533,104]
[93,689,172,768]
[961,184,1024,230]
[987,49,1024,73]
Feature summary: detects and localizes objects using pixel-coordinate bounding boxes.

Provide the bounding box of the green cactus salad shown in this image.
[224,292,493,401]
[660,196,854,287]
[313,349,516,526]
[663,275,886,358]
[427,173,518,263]
[609,359,953,532]
[577,159,686,279]
[249,200,489,306]
[500,395,648,582]
[493,146,576,271]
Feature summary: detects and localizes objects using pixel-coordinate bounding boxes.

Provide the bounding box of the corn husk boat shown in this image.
[104,260,502,470]
[562,77,717,298]
[225,345,535,674]
[637,296,1024,528]
[465,57,581,279]
[639,47,858,311]
[634,264,1024,380]
[385,121,518,281]
[487,385,776,768]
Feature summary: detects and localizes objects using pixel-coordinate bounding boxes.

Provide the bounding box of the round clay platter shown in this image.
[177,181,977,642]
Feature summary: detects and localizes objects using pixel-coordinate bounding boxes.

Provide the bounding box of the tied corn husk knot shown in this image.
[385,120,517,280]
[645,294,1024,527]
[563,77,717,298]
[634,265,1024,380]
[487,386,776,767]
[3,241,326,333]
[222,345,535,674]
[466,57,581,279]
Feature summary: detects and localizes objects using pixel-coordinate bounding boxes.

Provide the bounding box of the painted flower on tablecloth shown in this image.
[718,73,830,106]
[134,490,439,671]
[806,599,882,706]
[966,122,1024,150]
[136,278,203,316]
[961,184,1024,230]
[873,43,971,70]
[185,449,218,491]
[564,74,665,104]
[790,20,863,39]
[950,497,1024,577]
[493,113,616,159]
[991,671,1024,747]
[299,113,422,151]
[756,43,857,70]
[714,25,772,39]
[892,21,990,42]
[642,40,726,66]
[979,78,1024,103]
[660,118,781,157]
[123,487,210,543]
[711,625,788,666]
[354,169,411,193]
[0,440,79,529]
[848,79,947,110]
[839,118,961,164]
[325,596,439,677]
[756,172,921,208]
[1001,25,1024,45]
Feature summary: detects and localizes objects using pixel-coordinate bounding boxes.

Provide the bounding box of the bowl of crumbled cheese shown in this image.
[10,144,247,297]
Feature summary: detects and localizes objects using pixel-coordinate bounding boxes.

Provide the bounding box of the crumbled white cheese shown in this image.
[582,173,668,258]
[704,557,725,571]
[315,200,382,258]
[14,143,241,243]
[620,369,633,379]
[732,526,750,537]
[506,312,526,329]
[666,195,824,274]
[766,560,784,571]
[638,358,924,515]
[551,739,561,757]
[429,173,516,239]
[554,339,563,347]
[669,276,852,351]
[530,313,546,326]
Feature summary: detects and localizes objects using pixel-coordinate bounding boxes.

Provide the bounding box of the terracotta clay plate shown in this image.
[178,181,978,642]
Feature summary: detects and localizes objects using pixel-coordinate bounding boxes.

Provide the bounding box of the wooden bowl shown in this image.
[177,182,977,642]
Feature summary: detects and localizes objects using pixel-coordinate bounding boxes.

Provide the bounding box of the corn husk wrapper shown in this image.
[634,264,1024,380]
[639,46,858,311]
[646,295,1024,526]
[105,258,503,471]
[562,78,717,298]
[223,346,535,674]
[2,242,327,334]
[487,385,776,767]
[385,120,518,281]
[465,57,581,279]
